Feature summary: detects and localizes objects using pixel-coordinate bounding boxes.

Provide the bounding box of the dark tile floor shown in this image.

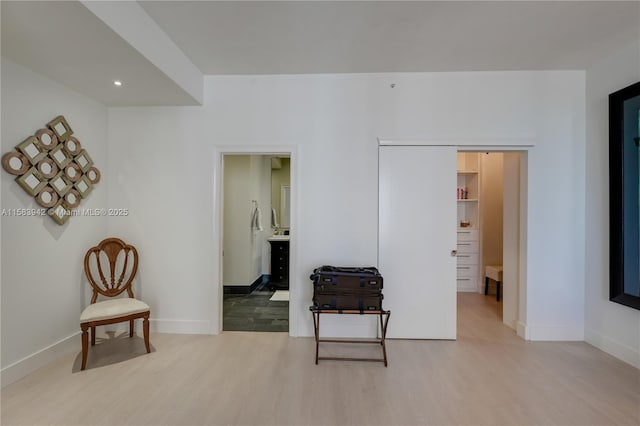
[223,289,289,332]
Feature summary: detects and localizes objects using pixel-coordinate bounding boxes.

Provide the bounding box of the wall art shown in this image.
[2,115,101,225]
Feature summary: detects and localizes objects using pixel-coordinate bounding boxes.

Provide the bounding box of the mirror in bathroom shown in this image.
[271,156,291,233]
[280,185,291,229]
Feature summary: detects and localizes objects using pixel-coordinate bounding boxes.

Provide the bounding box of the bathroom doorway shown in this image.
[220,154,291,332]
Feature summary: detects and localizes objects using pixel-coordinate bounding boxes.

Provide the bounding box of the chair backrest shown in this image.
[84,238,139,304]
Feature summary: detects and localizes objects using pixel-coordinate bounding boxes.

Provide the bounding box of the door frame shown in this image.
[378,140,532,340]
[212,145,299,336]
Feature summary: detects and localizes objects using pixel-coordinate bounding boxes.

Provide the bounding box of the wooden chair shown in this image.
[80,238,150,370]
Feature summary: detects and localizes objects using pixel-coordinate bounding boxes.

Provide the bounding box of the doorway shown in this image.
[456,151,525,334]
[378,142,527,340]
[218,153,293,333]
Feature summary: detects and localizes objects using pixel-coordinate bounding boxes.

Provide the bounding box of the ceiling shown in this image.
[1,1,200,106]
[140,1,640,74]
[2,1,638,106]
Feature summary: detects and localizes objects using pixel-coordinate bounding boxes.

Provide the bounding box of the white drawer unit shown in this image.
[456,264,476,278]
[456,253,478,265]
[456,229,478,241]
[456,278,476,291]
[456,230,479,292]
[457,240,479,253]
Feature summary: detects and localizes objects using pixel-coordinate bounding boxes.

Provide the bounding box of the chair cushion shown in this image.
[485,265,503,282]
[80,298,149,323]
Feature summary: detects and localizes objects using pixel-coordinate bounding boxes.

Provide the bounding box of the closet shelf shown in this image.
[457,152,481,293]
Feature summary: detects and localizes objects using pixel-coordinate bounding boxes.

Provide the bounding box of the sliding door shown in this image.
[379,145,457,339]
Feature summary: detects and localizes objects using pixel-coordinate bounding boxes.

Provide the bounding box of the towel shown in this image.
[271,208,279,228]
[251,207,263,232]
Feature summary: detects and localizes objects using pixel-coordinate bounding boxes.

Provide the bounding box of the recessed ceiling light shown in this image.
[113,80,122,87]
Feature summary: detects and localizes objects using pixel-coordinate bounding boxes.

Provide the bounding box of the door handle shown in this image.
[451,250,457,257]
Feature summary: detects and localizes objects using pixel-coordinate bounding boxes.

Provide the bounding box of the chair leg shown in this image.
[496,281,501,302]
[143,314,151,353]
[129,319,134,338]
[91,326,96,346]
[81,324,89,370]
[484,277,489,295]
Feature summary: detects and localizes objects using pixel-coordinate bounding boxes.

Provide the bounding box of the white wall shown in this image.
[585,40,640,368]
[480,153,504,273]
[1,59,108,385]
[223,155,271,287]
[106,70,586,340]
[223,155,252,286]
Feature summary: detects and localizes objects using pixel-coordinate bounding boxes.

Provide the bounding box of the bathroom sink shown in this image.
[267,235,290,241]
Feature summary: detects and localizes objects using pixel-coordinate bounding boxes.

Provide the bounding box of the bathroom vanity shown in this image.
[268,235,290,290]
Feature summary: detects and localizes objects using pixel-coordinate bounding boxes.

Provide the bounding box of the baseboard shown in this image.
[149,319,211,334]
[585,328,640,369]
[223,275,266,294]
[1,331,80,388]
[520,324,584,341]
[302,315,378,339]
[103,318,212,335]
[517,321,528,339]
[1,319,212,388]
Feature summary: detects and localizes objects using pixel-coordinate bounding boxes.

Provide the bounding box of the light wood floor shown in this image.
[2,294,639,425]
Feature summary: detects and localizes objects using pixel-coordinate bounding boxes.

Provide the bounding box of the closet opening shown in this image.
[456,151,526,335]
[221,154,291,332]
